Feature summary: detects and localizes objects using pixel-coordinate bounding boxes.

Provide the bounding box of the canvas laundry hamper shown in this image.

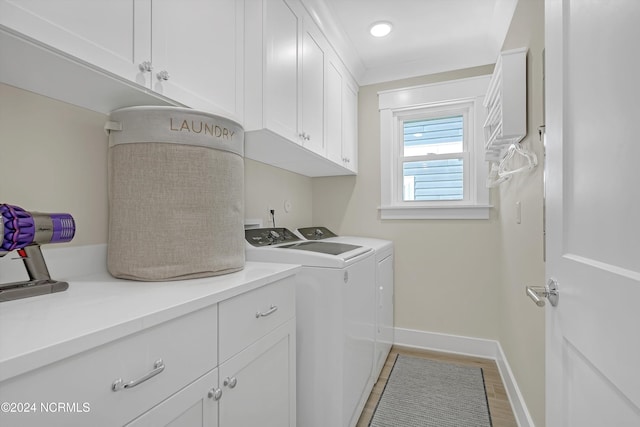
[106,106,245,281]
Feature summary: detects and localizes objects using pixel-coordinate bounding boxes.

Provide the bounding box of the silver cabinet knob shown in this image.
[157,70,170,81]
[139,61,153,72]
[208,387,222,400]
[223,376,238,388]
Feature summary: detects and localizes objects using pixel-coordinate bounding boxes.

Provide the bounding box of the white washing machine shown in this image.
[244,228,376,427]
[297,227,394,383]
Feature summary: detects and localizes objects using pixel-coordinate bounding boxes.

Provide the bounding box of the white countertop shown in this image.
[0,245,300,383]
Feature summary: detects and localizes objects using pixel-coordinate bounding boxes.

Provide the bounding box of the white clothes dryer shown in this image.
[245,228,376,427]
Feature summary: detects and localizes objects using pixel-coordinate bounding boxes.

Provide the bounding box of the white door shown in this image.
[263,0,301,143]
[545,1,640,426]
[151,0,243,121]
[342,80,358,171]
[0,0,151,84]
[301,20,325,155]
[219,322,295,427]
[326,58,343,164]
[125,368,219,427]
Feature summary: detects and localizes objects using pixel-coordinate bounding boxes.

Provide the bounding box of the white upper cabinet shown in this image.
[0,0,244,121]
[245,0,358,177]
[325,58,344,165]
[300,20,325,156]
[259,0,301,142]
[0,0,357,176]
[151,0,244,122]
[342,78,358,172]
[325,52,358,173]
[0,0,151,84]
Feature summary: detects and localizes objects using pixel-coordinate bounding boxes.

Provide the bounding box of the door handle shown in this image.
[526,279,559,307]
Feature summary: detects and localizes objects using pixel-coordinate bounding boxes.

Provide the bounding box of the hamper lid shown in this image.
[106,106,244,157]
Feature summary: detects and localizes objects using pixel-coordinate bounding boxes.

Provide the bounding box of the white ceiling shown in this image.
[302,0,519,85]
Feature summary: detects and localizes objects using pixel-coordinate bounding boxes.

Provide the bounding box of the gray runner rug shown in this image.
[369,355,492,427]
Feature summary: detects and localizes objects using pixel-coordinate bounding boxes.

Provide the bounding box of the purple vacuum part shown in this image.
[1,204,34,251]
[1,204,75,251]
[49,213,75,243]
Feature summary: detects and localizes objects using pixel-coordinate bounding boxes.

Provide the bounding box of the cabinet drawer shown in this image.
[0,304,217,427]
[219,277,295,362]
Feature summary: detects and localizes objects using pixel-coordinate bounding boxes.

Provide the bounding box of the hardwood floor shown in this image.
[356,345,518,427]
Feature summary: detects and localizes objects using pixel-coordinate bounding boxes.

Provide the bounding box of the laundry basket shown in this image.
[106,106,244,281]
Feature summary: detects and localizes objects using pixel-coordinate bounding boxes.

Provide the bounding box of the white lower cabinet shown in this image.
[219,321,296,427]
[126,368,220,427]
[218,276,297,426]
[0,277,295,427]
[0,304,218,427]
[132,278,297,427]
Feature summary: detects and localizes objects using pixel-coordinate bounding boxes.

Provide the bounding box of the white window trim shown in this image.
[379,75,492,220]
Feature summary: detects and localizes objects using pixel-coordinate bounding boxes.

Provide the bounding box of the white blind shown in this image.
[403,115,464,201]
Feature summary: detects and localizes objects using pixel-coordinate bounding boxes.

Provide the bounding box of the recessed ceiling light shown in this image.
[370,21,392,38]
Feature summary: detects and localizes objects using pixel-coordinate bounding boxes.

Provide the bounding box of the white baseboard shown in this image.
[394,327,535,427]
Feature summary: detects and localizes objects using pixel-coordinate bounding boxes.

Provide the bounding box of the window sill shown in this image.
[379,204,492,220]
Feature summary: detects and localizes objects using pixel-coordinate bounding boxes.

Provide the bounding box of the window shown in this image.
[379,76,491,219]
[402,113,466,202]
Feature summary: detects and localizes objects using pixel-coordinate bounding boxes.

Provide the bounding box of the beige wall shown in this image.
[0,83,312,249]
[313,1,546,423]
[312,65,505,339]
[497,0,546,425]
[244,159,312,229]
[0,83,109,247]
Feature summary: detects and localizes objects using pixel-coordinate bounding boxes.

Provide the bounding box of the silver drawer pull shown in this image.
[111,359,165,392]
[255,305,278,318]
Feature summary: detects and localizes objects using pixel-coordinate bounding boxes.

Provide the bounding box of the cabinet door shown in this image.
[325,57,343,164]
[219,320,296,427]
[263,0,301,142]
[151,0,244,121]
[0,0,151,85]
[300,19,325,155]
[342,79,358,172]
[126,369,219,427]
